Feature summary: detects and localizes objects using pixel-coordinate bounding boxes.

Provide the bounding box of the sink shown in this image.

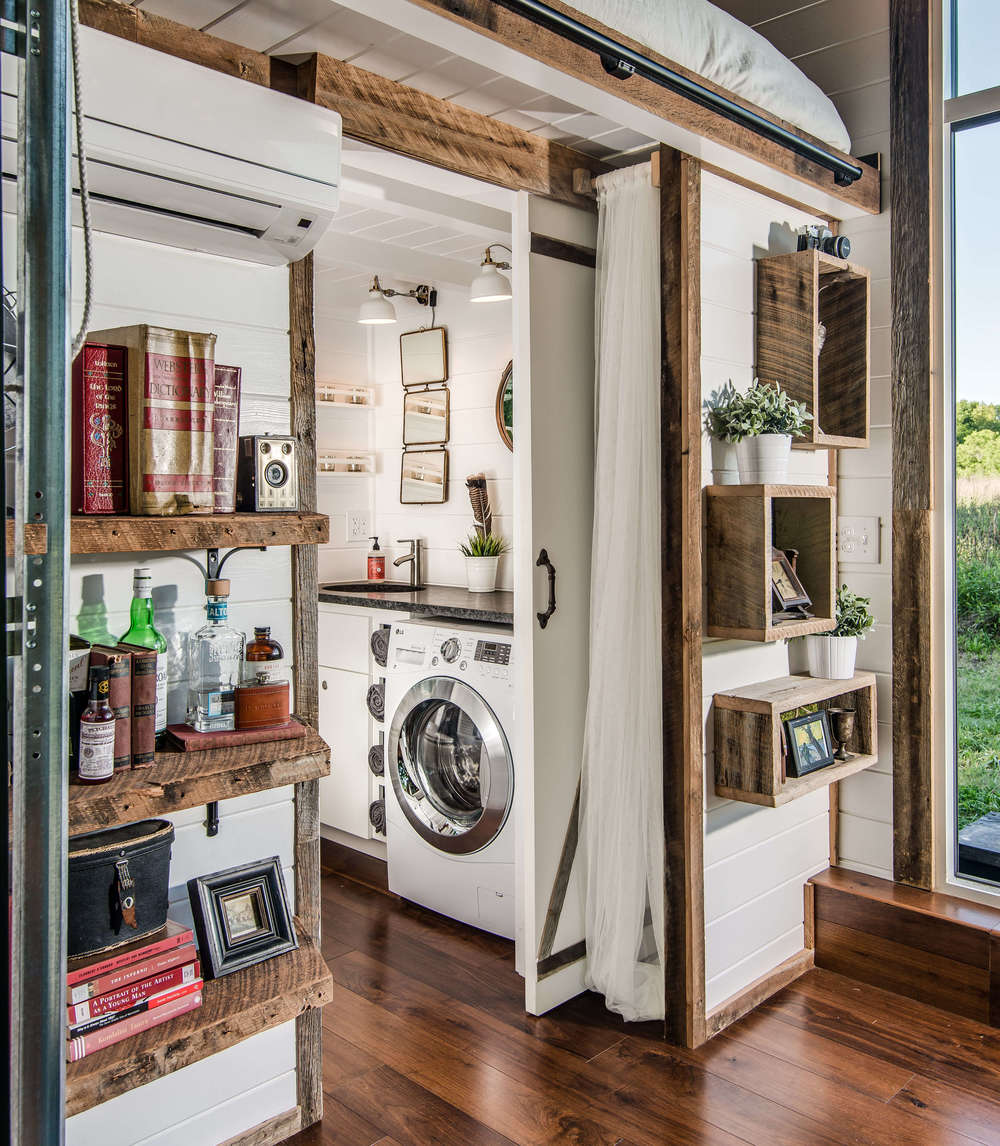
[320,581,426,593]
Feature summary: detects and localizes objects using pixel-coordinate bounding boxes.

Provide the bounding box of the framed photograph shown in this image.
[402,387,450,445]
[400,327,448,387]
[771,546,811,612]
[784,710,836,778]
[187,856,297,979]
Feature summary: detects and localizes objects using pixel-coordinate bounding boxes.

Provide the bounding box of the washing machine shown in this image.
[384,617,515,938]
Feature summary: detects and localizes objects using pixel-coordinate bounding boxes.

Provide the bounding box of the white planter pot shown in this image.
[710,438,740,485]
[735,433,792,485]
[465,556,499,593]
[805,635,858,680]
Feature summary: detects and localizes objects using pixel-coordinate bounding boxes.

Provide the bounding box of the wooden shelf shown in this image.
[756,249,870,450]
[713,671,878,806]
[705,485,836,642]
[65,926,332,1117]
[68,726,330,835]
[70,512,329,554]
[6,519,48,555]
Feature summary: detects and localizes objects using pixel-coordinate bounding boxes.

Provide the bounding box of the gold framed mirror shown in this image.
[400,327,448,387]
[400,448,449,504]
[403,387,450,446]
[495,360,513,452]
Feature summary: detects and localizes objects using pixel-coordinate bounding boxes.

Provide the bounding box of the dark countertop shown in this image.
[318,582,514,625]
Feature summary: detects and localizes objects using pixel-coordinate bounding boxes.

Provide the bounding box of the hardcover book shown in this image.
[86,324,217,517]
[119,643,157,769]
[68,975,202,1035]
[213,364,241,513]
[68,942,197,1007]
[165,717,306,752]
[66,988,203,1063]
[71,342,128,514]
[88,647,131,772]
[66,919,193,992]
[68,957,200,1024]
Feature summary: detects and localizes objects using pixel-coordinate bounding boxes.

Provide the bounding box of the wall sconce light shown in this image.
[469,245,512,303]
[358,274,437,325]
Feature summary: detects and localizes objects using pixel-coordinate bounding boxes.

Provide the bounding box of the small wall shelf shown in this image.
[705,484,836,642]
[756,248,870,450]
[317,450,375,476]
[317,383,374,408]
[713,671,878,806]
[69,512,329,555]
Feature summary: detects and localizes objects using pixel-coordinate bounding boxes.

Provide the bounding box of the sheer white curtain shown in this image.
[580,162,664,1022]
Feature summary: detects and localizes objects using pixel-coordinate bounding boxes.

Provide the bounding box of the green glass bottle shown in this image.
[119,566,168,740]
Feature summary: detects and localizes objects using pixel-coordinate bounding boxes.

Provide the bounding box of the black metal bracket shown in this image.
[205,802,219,838]
[536,549,557,629]
[198,545,267,582]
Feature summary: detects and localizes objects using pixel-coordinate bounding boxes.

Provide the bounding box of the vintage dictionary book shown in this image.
[66,988,203,1062]
[69,975,202,1035]
[88,647,131,772]
[68,956,199,1024]
[71,342,129,514]
[66,919,193,994]
[165,716,306,752]
[87,324,217,516]
[213,364,241,513]
[118,643,157,768]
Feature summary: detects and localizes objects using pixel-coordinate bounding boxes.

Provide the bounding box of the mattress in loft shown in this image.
[571,0,852,153]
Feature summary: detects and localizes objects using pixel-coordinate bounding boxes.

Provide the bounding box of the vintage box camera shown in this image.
[797,225,851,260]
[235,435,298,512]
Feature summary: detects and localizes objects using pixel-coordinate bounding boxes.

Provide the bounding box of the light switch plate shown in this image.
[838,516,880,564]
[347,509,371,543]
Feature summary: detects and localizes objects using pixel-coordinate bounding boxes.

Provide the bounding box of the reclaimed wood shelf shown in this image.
[714,671,878,806]
[70,511,329,554]
[6,519,48,555]
[705,484,836,642]
[68,725,330,835]
[756,248,870,450]
[65,926,332,1117]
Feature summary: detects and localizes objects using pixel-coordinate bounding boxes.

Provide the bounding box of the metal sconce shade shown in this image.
[358,288,397,325]
[470,263,512,303]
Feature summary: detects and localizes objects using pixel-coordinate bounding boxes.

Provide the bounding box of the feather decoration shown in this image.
[466,473,492,538]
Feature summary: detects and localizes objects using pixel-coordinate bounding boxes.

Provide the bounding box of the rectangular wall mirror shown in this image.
[400,327,448,387]
[400,448,449,504]
[403,388,450,446]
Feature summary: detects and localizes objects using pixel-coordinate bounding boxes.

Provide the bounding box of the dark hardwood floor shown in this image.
[289,867,1000,1145]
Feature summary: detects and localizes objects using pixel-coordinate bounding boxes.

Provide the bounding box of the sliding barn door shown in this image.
[513,193,596,1015]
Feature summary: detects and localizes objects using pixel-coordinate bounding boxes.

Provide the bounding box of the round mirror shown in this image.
[495,361,513,452]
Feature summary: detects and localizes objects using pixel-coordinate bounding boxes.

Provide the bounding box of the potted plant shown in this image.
[703,381,739,485]
[705,378,811,484]
[804,585,875,679]
[460,531,509,593]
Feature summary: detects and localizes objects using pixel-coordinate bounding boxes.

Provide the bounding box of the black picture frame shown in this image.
[771,546,812,612]
[187,856,297,979]
[784,710,836,777]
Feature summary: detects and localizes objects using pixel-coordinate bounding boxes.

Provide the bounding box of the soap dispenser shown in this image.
[367,537,385,581]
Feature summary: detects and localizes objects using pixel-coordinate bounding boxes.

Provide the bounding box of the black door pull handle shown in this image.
[536,549,556,629]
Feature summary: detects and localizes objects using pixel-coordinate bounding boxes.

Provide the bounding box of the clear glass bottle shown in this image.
[78,665,116,784]
[186,579,246,732]
[244,626,285,684]
[119,567,168,740]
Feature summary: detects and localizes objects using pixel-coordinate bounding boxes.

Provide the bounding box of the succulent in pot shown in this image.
[459,531,509,593]
[804,585,875,679]
[705,378,811,484]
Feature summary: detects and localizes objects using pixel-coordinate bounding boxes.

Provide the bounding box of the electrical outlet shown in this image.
[346,509,371,544]
[838,516,880,564]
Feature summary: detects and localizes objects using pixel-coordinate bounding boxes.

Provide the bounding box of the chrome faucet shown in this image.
[393,538,422,587]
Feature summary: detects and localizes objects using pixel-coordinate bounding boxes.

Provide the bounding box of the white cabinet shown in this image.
[318,665,372,839]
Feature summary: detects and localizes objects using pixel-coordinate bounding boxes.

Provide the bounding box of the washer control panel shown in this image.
[388,623,513,682]
[474,640,511,666]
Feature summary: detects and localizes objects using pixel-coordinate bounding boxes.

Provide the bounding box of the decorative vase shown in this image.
[710,437,740,485]
[805,634,858,680]
[735,433,792,485]
[465,556,499,593]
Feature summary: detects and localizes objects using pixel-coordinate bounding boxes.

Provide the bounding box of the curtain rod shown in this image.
[490,0,864,187]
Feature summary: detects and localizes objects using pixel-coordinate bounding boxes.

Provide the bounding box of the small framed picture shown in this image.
[771,546,811,613]
[187,857,297,979]
[784,710,836,777]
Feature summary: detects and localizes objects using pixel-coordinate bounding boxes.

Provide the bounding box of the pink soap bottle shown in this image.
[367,537,386,581]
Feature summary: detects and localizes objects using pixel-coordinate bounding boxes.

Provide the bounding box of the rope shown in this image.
[69,0,93,359]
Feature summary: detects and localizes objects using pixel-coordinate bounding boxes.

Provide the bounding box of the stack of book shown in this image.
[66,920,203,1063]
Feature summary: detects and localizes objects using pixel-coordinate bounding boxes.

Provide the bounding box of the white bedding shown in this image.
[571,0,852,153]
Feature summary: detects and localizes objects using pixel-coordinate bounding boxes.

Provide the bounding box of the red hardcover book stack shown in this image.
[71,342,129,514]
[66,919,203,1063]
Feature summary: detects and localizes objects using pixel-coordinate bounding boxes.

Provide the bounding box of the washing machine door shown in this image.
[388,677,512,855]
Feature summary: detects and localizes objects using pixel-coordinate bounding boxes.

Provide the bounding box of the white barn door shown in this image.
[513,193,596,1015]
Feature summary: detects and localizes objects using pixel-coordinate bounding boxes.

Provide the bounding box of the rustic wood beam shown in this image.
[77,0,608,209]
[890,0,935,889]
[399,0,880,215]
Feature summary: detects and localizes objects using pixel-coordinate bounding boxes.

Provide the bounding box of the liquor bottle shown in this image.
[78,665,116,784]
[244,626,285,684]
[119,567,168,741]
[186,579,245,732]
[236,626,290,730]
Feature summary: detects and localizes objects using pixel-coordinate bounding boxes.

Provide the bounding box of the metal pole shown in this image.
[12,0,72,1140]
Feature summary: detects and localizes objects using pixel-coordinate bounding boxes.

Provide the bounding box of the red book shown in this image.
[69,977,203,1037]
[66,919,193,993]
[213,365,241,513]
[68,942,197,1007]
[119,643,157,769]
[71,342,128,514]
[68,957,200,1024]
[88,647,131,772]
[165,717,306,752]
[67,988,203,1062]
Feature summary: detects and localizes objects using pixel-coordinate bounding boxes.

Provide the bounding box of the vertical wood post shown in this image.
[659,146,706,1047]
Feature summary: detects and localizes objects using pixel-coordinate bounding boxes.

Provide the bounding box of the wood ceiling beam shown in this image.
[77,0,608,210]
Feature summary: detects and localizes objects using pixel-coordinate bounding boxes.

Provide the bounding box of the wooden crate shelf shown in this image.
[705,484,836,642]
[713,671,878,806]
[756,248,870,450]
[70,511,329,554]
[68,725,330,835]
[65,926,332,1116]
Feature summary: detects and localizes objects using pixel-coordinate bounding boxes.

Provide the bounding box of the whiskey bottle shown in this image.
[119,567,168,739]
[78,665,116,784]
[244,626,285,683]
[187,579,245,732]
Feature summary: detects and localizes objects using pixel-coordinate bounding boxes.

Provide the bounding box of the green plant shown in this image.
[459,532,509,558]
[704,378,811,442]
[829,584,875,638]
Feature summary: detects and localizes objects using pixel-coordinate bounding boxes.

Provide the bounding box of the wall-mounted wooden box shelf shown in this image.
[714,671,878,806]
[756,248,870,449]
[706,484,836,642]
